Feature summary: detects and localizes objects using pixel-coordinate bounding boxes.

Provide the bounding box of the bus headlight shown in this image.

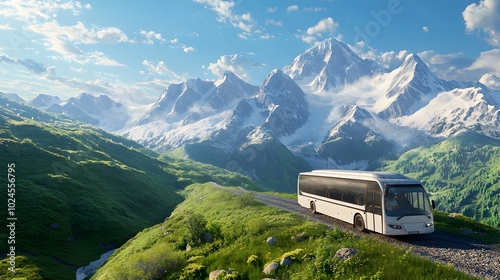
[388,224,402,229]
[425,222,434,228]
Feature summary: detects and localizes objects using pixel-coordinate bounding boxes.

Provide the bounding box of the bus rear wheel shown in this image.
[354,214,365,232]
[310,201,316,214]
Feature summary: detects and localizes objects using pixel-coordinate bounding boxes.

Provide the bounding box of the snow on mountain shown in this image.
[28,94,62,110]
[29,93,131,131]
[284,38,384,92]
[138,72,258,125]
[256,69,310,137]
[22,36,499,187]
[125,71,259,151]
[376,54,456,119]
[397,87,500,138]
[315,105,394,166]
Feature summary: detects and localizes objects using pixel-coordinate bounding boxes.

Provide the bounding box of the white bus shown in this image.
[297,170,435,235]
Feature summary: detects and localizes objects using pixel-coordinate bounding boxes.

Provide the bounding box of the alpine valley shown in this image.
[24,38,500,227]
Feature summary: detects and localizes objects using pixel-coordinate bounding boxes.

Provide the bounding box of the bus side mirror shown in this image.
[431,200,436,210]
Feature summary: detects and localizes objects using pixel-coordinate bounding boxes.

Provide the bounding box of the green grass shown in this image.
[382,131,500,228]
[0,96,259,279]
[433,210,500,244]
[92,183,482,280]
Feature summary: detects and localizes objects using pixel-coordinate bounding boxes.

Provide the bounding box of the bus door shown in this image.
[365,183,383,232]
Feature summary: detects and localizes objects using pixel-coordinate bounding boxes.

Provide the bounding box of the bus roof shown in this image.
[301,169,421,185]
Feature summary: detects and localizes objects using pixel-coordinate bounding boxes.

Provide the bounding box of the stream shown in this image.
[75,249,115,280]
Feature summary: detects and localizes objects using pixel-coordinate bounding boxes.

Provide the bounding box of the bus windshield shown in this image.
[385,185,432,217]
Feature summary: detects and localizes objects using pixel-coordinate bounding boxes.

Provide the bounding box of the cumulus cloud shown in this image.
[468,48,500,73]
[194,0,254,33]
[286,5,299,12]
[183,46,195,53]
[463,0,500,46]
[300,17,339,44]
[208,54,264,82]
[140,30,165,44]
[479,73,500,89]
[422,26,429,32]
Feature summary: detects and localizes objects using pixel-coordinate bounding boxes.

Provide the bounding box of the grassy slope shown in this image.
[92,183,484,280]
[0,95,259,279]
[381,131,500,227]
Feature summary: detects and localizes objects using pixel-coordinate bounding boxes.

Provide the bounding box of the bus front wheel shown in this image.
[354,214,365,232]
[310,201,316,214]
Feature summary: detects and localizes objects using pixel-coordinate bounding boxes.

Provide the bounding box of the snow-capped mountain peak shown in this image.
[284,38,384,92]
[377,53,456,119]
[28,94,62,110]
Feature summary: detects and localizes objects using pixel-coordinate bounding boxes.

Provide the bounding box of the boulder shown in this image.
[263,262,279,275]
[209,269,225,280]
[266,236,276,245]
[280,257,292,266]
[334,247,359,262]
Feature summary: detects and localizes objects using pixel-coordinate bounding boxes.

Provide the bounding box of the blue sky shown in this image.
[0,0,499,105]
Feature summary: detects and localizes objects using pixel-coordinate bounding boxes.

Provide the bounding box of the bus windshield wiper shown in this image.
[397,213,431,220]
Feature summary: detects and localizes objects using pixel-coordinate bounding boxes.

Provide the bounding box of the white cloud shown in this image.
[267,7,277,13]
[0,0,91,21]
[183,46,195,53]
[301,17,338,43]
[24,21,127,65]
[422,26,429,32]
[306,17,338,35]
[479,73,500,89]
[0,23,14,30]
[140,30,165,44]
[463,0,500,46]
[194,0,254,33]
[286,5,325,12]
[468,48,500,73]
[208,54,264,82]
[266,19,283,27]
[142,60,188,82]
[286,5,299,12]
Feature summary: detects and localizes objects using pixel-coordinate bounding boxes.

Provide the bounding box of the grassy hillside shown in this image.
[171,137,311,193]
[382,131,500,227]
[0,94,259,279]
[92,183,481,280]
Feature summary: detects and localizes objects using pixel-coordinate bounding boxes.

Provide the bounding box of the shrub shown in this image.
[281,248,304,261]
[179,263,206,280]
[246,254,259,265]
[185,211,207,244]
[237,191,255,207]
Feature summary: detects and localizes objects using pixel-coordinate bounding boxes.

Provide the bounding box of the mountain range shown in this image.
[25,38,500,192]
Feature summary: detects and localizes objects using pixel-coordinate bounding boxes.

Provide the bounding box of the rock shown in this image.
[334,247,359,262]
[280,257,292,266]
[202,232,213,243]
[209,269,225,280]
[186,244,191,251]
[263,262,279,275]
[295,231,307,242]
[266,236,276,245]
[50,223,59,230]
